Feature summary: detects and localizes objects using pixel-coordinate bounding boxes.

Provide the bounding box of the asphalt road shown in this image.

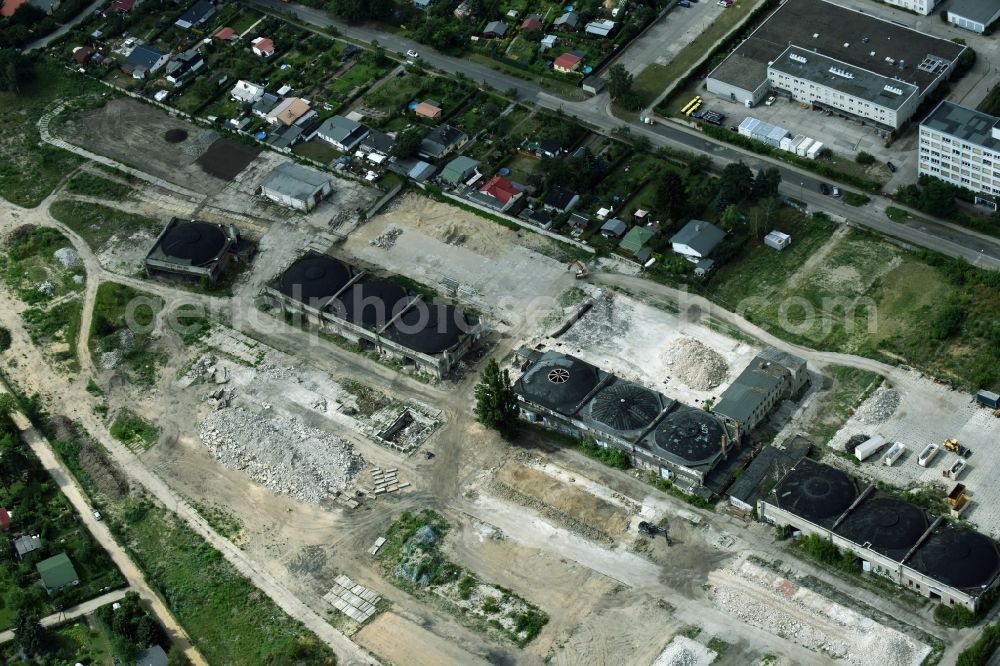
[246,0,1000,269]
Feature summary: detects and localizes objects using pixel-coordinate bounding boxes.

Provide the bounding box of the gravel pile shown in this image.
[101,350,121,369]
[662,338,728,390]
[199,406,364,503]
[651,636,716,666]
[37,281,54,296]
[53,247,80,267]
[854,385,900,425]
[370,226,402,250]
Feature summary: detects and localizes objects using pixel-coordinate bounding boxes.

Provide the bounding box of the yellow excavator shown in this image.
[567,259,589,280]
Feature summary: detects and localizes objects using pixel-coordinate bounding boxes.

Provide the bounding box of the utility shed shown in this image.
[37,552,79,592]
[976,390,1000,409]
[764,230,791,250]
[260,163,332,212]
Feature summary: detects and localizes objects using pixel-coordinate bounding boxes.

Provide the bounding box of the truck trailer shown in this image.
[855,434,886,461]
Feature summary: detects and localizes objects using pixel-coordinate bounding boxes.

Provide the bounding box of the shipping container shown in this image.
[855,434,886,461]
[918,443,940,467]
[883,442,905,466]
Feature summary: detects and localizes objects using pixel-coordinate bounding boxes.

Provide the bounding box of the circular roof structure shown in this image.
[589,380,661,432]
[651,406,726,466]
[388,303,466,355]
[837,497,929,554]
[774,459,857,522]
[159,222,227,266]
[331,279,408,328]
[519,354,601,414]
[910,527,1000,590]
[276,255,352,303]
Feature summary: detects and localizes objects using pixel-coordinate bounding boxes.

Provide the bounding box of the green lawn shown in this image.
[293,139,342,164]
[0,62,105,208]
[49,200,162,252]
[64,171,133,201]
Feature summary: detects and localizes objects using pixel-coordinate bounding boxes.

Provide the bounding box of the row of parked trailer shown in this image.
[737,117,824,159]
[854,435,971,480]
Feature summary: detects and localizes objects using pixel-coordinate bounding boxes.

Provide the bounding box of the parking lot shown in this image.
[829,372,1000,538]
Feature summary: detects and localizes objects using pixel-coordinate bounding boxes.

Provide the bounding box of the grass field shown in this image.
[65,172,133,202]
[803,366,882,447]
[0,62,104,208]
[293,139,342,164]
[49,201,161,252]
[0,615,113,665]
[109,409,159,451]
[107,496,336,665]
[91,283,165,386]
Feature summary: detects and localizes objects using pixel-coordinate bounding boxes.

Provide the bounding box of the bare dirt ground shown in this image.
[355,612,488,666]
[56,99,230,195]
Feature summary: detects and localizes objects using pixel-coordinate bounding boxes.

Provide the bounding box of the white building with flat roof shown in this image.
[878,0,940,15]
[919,100,1000,203]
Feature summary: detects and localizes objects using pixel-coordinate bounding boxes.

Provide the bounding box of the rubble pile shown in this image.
[37,281,54,296]
[100,350,121,370]
[199,406,364,503]
[854,385,900,425]
[651,636,716,666]
[53,247,80,267]
[662,338,728,390]
[370,226,402,250]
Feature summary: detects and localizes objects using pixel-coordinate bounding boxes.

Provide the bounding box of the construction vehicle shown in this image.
[947,483,970,517]
[943,458,967,480]
[942,437,970,457]
[567,259,589,279]
[638,521,674,545]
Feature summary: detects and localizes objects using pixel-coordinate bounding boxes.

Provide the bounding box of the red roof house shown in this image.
[0,508,11,531]
[553,52,582,73]
[521,17,543,31]
[478,175,523,211]
[71,46,95,65]
[109,0,134,12]
[0,0,28,17]
[214,26,237,41]
[251,37,274,57]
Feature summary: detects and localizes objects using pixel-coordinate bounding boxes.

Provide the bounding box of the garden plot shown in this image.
[708,558,929,666]
[550,289,759,407]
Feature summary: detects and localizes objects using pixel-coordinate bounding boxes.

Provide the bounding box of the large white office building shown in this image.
[919,101,1000,203]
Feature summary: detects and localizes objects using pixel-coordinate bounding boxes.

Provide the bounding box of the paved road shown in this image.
[0,380,208,665]
[0,588,129,644]
[247,0,1000,270]
[24,0,105,51]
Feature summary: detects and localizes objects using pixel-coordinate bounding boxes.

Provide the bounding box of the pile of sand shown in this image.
[662,338,728,390]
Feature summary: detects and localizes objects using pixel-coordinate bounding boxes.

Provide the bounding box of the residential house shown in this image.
[251,93,280,117]
[521,207,553,229]
[266,97,312,127]
[135,645,169,666]
[230,80,265,104]
[27,0,59,13]
[164,48,204,86]
[540,34,558,51]
[440,155,480,185]
[584,19,616,37]
[37,553,79,593]
[413,0,435,8]
[0,0,26,16]
[71,46,95,65]
[360,129,395,156]
[14,535,41,559]
[483,20,508,38]
[619,226,655,261]
[419,125,468,160]
[213,26,237,41]
[314,115,369,151]
[553,11,578,31]
[125,44,169,79]
[476,175,523,212]
[175,0,214,29]
[521,15,543,32]
[543,185,579,213]
[669,219,725,275]
[268,124,304,150]
[108,0,133,13]
[251,36,275,57]
[407,160,437,182]
[600,218,627,238]
[414,100,442,119]
[568,211,590,229]
[553,52,582,73]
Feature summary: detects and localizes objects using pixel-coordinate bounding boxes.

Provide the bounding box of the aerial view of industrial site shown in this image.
[1,0,1000,664]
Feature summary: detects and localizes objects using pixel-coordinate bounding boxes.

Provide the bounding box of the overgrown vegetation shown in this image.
[109,409,158,452]
[64,171,133,201]
[378,509,548,646]
[957,618,1000,665]
[50,200,161,250]
[91,283,165,386]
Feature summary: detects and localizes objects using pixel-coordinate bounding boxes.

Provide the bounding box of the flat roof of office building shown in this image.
[922,100,1000,150]
[708,0,965,96]
[770,46,917,110]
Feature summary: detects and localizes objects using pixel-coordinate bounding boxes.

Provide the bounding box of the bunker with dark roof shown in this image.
[144,218,243,283]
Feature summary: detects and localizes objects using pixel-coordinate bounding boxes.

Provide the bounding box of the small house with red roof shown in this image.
[109,0,133,13]
[0,508,11,531]
[0,0,27,17]
[414,100,442,119]
[477,175,523,212]
[521,15,543,32]
[553,52,582,73]
[71,46,95,65]
[213,26,237,42]
[251,36,274,57]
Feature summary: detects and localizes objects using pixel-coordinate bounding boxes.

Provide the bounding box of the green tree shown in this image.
[606,64,634,101]
[474,358,519,437]
[167,646,193,666]
[855,151,876,165]
[13,608,47,656]
[920,177,959,217]
[654,170,687,221]
[0,48,34,94]
[752,167,782,201]
[719,161,754,205]
[718,204,742,232]
[392,125,427,159]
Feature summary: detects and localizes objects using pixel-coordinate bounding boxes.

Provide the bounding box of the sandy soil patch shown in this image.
[355,612,489,666]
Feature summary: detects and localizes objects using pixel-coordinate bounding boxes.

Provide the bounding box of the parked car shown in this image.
[764,95,776,106]
[93,510,102,521]
[406,49,419,59]
[820,183,831,195]
[886,161,897,173]
[679,0,691,6]
[832,186,841,197]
